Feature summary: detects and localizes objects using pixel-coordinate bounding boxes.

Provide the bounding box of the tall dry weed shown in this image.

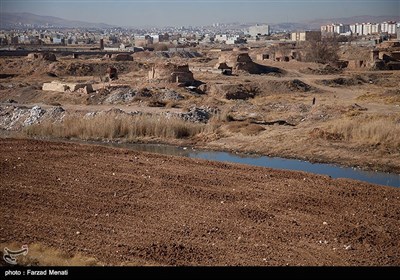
[25,112,205,140]
[329,114,400,149]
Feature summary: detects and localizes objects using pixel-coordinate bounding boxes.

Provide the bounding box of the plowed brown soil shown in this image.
[1,138,399,266]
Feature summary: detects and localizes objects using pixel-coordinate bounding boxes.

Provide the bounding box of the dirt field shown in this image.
[1,138,399,266]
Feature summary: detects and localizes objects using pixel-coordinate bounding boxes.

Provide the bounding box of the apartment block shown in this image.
[248,24,270,37]
[291,31,321,42]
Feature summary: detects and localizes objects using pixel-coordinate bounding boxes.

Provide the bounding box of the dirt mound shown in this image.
[210,80,313,100]
[288,79,312,92]
[111,53,134,61]
[0,57,55,77]
[27,52,57,62]
[218,52,283,75]
[62,62,95,76]
[210,83,259,100]
[255,79,314,96]
[299,64,342,75]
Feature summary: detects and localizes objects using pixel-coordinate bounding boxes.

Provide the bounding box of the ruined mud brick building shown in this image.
[148,63,195,84]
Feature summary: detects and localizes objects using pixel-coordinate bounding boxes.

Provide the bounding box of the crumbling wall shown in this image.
[42,81,93,93]
[256,54,272,61]
[347,60,367,69]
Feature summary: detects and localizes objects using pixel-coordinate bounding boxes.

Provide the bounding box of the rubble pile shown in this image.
[180,106,218,123]
[0,105,65,130]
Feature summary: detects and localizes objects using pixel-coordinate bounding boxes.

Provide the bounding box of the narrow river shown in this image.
[83,141,399,188]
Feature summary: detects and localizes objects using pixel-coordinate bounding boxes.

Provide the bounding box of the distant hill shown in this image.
[0,12,115,29]
[1,12,398,31]
[270,22,310,32]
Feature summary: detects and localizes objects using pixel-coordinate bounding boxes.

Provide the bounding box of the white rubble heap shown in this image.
[0,105,65,130]
[24,106,45,126]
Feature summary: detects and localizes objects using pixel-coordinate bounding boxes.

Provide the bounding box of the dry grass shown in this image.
[328,114,400,149]
[226,122,265,136]
[205,107,235,123]
[25,112,205,140]
[357,90,400,105]
[1,242,102,266]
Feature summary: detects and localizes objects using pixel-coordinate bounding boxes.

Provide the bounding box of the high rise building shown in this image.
[248,24,270,37]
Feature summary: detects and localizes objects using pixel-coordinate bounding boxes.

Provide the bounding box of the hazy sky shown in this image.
[1,0,399,27]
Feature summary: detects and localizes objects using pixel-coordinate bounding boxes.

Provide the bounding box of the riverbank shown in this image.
[38,137,399,187]
[1,138,399,266]
[3,127,400,175]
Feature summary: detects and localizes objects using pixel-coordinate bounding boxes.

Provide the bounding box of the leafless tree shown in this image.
[303,38,339,64]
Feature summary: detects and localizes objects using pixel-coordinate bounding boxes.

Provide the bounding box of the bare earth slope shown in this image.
[1,139,399,266]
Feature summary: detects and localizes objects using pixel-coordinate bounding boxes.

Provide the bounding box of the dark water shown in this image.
[93,142,400,188]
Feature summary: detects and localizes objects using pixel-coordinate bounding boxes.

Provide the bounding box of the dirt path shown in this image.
[1,102,183,115]
[61,104,183,114]
[1,138,399,266]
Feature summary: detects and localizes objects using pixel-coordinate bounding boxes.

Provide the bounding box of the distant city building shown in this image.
[349,24,356,34]
[52,37,63,44]
[322,21,397,36]
[397,24,400,39]
[134,35,153,47]
[371,23,381,34]
[321,23,350,34]
[248,24,270,37]
[158,33,169,42]
[355,24,363,36]
[226,35,245,45]
[215,34,228,42]
[150,34,159,43]
[363,23,372,35]
[291,31,321,42]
